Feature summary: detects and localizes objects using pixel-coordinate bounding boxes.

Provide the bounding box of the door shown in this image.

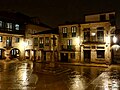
[61,53,68,62]
[84,50,91,63]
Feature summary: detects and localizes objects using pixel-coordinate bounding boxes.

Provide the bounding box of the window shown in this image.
[0,36,2,42]
[97,50,105,58]
[109,14,115,26]
[97,27,104,42]
[6,23,12,31]
[83,28,90,42]
[39,37,44,48]
[45,37,49,46]
[67,39,72,50]
[15,37,19,43]
[0,21,2,27]
[70,53,75,59]
[15,24,19,30]
[71,26,77,37]
[34,38,38,46]
[100,15,106,21]
[6,37,12,47]
[84,31,90,42]
[62,27,67,38]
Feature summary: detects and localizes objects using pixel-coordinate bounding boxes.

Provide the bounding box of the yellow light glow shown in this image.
[113,36,117,43]
[22,42,28,47]
[75,37,80,45]
[106,36,110,44]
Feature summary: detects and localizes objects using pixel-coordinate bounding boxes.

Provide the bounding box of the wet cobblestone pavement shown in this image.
[0,61,120,90]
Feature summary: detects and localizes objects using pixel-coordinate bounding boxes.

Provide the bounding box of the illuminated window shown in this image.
[6,37,12,47]
[15,24,19,30]
[39,37,44,48]
[6,23,12,30]
[0,21,2,27]
[45,37,49,46]
[97,50,105,58]
[0,36,2,42]
[15,37,19,43]
[71,26,77,37]
[62,27,67,38]
[67,39,72,50]
[34,37,38,46]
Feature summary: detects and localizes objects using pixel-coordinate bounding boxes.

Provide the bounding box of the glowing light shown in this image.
[106,36,110,44]
[113,36,117,43]
[75,37,80,45]
[91,32,96,36]
[22,42,28,47]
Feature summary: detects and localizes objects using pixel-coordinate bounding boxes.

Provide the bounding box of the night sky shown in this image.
[0,0,119,27]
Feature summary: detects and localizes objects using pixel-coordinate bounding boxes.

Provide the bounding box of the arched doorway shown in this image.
[0,49,5,60]
[10,48,20,59]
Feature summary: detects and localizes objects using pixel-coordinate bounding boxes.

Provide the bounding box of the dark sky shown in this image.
[0,0,119,27]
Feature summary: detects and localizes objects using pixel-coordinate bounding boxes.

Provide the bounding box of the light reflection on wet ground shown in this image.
[0,61,120,90]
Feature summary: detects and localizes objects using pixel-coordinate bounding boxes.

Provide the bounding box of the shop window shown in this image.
[97,50,105,58]
[70,53,75,59]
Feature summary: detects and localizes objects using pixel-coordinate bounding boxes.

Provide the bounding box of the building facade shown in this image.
[0,11,28,60]
[31,30,59,62]
[58,12,116,64]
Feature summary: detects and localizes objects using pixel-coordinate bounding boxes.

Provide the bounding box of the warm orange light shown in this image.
[113,36,117,43]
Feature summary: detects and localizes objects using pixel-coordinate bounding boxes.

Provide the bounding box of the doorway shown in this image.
[84,50,91,63]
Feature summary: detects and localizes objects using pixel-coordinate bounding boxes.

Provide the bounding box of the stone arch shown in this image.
[10,48,20,59]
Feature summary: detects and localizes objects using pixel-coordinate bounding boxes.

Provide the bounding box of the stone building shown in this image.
[0,11,28,60]
[24,17,52,60]
[31,29,59,62]
[58,12,116,64]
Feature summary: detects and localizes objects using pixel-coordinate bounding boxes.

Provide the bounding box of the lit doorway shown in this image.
[10,48,20,59]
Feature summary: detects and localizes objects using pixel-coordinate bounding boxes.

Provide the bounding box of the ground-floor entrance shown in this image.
[60,53,68,62]
[84,50,91,63]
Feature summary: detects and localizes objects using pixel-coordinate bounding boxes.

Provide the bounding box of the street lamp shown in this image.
[113,35,117,43]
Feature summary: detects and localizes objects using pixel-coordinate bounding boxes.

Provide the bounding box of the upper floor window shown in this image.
[71,26,77,37]
[62,27,67,38]
[83,28,90,42]
[97,27,104,42]
[39,37,44,48]
[15,37,19,43]
[0,36,2,42]
[45,37,49,46]
[100,15,106,21]
[15,24,19,30]
[109,14,115,26]
[67,39,72,46]
[0,21,2,27]
[34,37,38,46]
[6,37,12,47]
[6,23,12,30]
